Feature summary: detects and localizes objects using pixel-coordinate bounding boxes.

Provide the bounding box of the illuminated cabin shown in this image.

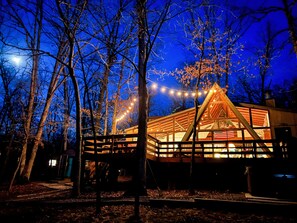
[123,83,297,160]
[82,83,297,194]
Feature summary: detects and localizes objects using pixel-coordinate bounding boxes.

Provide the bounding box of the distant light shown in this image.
[12,56,21,65]
[49,159,57,167]
[152,83,158,89]
[161,87,166,93]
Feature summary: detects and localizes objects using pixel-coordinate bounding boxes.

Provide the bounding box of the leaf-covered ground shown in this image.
[0,181,296,222]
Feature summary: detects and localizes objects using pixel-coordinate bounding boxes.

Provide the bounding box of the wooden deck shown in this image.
[83,134,289,163]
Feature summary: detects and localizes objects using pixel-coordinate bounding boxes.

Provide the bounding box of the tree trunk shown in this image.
[282,0,297,55]
[97,59,113,134]
[69,42,82,197]
[104,86,109,135]
[136,0,148,194]
[63,75,70,153]
[19,0,43,179]
[23,57,64,180]
[54,0,87,197]
[111,56,126,134]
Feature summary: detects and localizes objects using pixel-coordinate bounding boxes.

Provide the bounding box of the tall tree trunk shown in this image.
[104,86,109,135]
[97,59,113,134]
[282,0,297,55]
[189,84,199,195]
[133,0,148,219]
[55,0,88,197]
[69,41,82,197]
[23,54,65,180]
[63,75,70,153]
[136,0,148,192]
[19,0,43,180]
[77,40,102,213]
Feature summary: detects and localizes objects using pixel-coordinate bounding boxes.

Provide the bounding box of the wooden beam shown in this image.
[181,83,270,155]
[181,83,218,141]
[217,86,270,154]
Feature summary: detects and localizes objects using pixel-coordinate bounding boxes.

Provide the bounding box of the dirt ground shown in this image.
[0,181,296,222]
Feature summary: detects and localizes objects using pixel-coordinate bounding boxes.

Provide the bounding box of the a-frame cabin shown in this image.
[83,83,297,194]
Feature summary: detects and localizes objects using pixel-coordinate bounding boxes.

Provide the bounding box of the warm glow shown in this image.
[12,56,21,65]
[228,143,236,150]
[214,153,221,158]
[116,97,137,122]
[148,81,211,99]
[117,82,215,123]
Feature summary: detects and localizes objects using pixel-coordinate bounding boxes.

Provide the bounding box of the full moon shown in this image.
[12,56,21,65]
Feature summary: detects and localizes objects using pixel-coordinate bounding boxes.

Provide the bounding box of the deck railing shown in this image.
[83,134,288,159]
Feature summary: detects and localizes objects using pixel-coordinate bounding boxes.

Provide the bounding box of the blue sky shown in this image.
[148,0,297,88]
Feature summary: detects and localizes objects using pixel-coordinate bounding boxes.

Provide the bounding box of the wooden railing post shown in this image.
[111,135,115,154]
[226,142,229,158]
[201,143,204,158]
[253,141,256,158]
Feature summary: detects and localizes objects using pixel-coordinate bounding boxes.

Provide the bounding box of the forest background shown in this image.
[0,0,296,195]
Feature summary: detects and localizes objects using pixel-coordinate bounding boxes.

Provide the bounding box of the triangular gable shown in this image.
[181,83,269,152]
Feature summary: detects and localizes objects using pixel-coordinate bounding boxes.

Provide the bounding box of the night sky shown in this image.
[151,0,297,86]
[145,0,297,116]
[1,0,297,121]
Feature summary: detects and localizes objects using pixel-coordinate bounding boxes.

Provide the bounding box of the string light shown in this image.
[116,97,137,122]
[116,81,212,123]
[149,81,210,98]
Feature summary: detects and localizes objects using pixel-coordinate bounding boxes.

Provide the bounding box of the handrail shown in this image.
[83,135,288,159]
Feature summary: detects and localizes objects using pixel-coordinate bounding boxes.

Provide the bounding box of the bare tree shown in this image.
[55,0,88,196]
[0,0,45,185]
[0,57,23,183]
[86,0,133,135]
[128,0,181,219]
[22,40,68,181]
[249,0,297,55]
[254,23,279,104]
